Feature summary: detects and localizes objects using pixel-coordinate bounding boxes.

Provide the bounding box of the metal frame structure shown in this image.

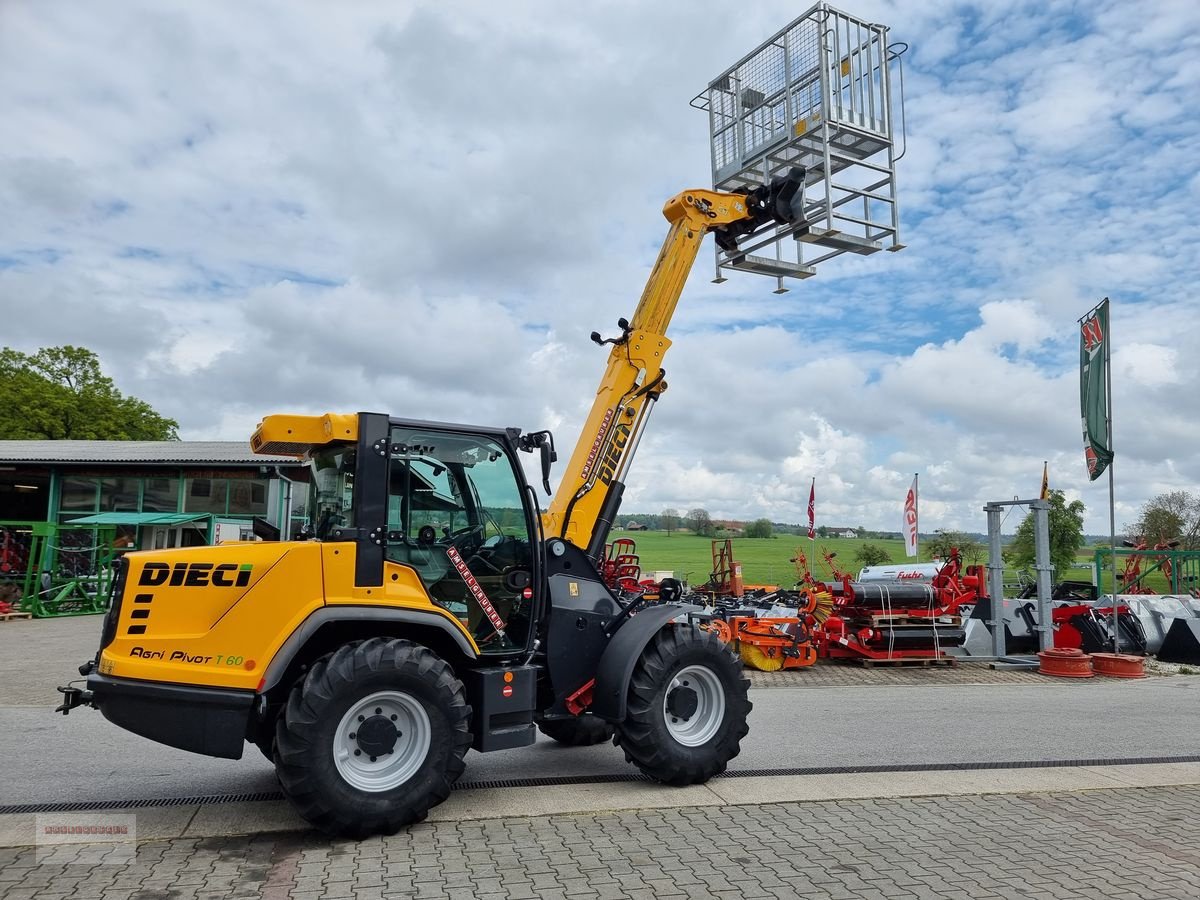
[692,1,905,288]
[1095,547,1200,595]
[0,520,116,617]
[983,499,1052,665]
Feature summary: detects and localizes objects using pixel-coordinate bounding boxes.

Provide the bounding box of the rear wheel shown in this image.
[537,715,615,746]
[274,638,471,837]
[616,625,751,784]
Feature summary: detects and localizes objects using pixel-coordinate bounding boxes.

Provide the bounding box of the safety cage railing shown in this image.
[692,1,905,286]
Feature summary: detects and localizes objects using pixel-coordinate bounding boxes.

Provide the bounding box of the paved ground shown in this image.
[5,785,1200,899]
[6,615,1200,898]
[3,615,1100,708]
[8,678,1199,807]
[4,615,1199,807]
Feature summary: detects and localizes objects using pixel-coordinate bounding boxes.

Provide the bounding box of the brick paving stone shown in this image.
[7,784,1200,898]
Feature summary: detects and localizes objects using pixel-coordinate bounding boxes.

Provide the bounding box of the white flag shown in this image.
[903,474,919,558]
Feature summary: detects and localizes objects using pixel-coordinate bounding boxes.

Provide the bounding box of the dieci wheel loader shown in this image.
[57,172,810,836]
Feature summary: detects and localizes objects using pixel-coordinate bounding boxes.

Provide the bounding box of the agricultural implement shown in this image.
[795,546,977,662]
[702,588,820,671]
[0,521,117,617]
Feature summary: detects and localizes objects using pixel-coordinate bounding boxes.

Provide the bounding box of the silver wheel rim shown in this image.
[663,664,725,747]
[333,690,431,792]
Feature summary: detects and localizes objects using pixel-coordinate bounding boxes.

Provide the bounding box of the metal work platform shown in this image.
[692,2,905,287]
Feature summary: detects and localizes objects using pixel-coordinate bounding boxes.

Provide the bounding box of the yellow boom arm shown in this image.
[541,181,795,555]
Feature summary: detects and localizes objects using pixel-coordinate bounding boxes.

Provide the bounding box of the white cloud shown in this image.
[1,0,1198,537]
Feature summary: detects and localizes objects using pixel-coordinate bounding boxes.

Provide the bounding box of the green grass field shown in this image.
[608,530,916,588]
[608,529,1200,597]
[606,530,1157,593]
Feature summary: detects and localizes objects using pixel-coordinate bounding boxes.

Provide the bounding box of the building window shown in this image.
[142,477,180,513]
[99,477,140,512]
[185,478,228,514]
[60,477,99,512]
[227,479,268,516]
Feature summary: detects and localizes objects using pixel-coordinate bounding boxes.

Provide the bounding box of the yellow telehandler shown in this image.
[59,172,810,836]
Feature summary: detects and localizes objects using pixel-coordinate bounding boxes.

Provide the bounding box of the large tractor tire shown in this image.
[253,730,276,762]
[537,715,615,746]
[615,625,751,785]
[274,637,471,837]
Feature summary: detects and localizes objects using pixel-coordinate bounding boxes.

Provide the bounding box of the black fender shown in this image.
[258,606,477,695]
[591,603,703,722]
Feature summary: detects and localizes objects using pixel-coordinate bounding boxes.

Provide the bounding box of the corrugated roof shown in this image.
[0,441,302,465]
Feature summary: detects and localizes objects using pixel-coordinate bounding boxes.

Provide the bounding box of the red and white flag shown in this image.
[807,478,815,540]
[903,474,919,558]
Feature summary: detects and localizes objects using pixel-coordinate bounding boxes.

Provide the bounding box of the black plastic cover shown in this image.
[462,665,538,752]
[87,673,254,760]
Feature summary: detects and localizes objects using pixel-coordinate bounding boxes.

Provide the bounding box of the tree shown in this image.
[661,507,679,536]
[687,508,714,537]
[744,518,773,539]
[815,525,828,539]
[924,529,986,565]
[854,543,891,567]
[1009,489,1086,577]
[1128,491,1200,549]
[0,346,178,440]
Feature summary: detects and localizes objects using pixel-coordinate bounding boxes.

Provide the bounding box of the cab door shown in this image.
[385,426,536,654]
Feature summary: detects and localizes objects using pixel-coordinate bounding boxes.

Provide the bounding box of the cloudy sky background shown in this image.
[3,0,1198,535]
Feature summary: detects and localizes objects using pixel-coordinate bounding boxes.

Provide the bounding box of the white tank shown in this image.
[856,562,943,583]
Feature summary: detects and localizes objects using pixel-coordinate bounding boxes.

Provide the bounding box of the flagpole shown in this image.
[809,476,816,572]
[1105,301,1119,653]
[914,473,919,558]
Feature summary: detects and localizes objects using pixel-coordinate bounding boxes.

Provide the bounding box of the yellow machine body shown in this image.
[98,540,479,691]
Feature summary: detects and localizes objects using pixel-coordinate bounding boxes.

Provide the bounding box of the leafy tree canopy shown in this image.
[687,507,715,538]
[854,543,891,567]
[0,346,178,440]
[924,529,987,566]
[1127,491,1200,550]
[1009,489,1086,576]
[744,518,773,539]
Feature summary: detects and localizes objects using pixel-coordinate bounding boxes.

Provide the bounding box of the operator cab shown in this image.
[269,414,543,656]
[383,426,535,652]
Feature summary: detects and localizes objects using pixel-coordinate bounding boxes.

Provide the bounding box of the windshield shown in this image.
[307,445,356,539]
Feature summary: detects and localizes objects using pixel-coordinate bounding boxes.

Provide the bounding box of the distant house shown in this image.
[827,527,860,539]
[625,521,648,531]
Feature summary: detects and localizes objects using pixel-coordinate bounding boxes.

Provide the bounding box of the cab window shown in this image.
[385,427,533,654]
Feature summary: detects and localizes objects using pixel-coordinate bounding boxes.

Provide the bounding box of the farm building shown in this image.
[0,441,308,551]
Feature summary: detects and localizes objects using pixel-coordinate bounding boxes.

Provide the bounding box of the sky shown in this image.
[2,0,1198,537]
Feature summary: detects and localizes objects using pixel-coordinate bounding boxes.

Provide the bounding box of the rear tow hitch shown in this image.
[56,683,94,715]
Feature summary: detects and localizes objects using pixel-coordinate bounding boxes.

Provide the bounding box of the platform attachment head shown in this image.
[692,2,905,282]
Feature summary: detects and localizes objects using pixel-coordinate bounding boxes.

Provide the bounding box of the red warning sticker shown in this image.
[502,685,513,698]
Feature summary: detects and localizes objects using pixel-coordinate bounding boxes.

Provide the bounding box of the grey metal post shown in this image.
[985,503,1006,658]
[1031,499,1053,652]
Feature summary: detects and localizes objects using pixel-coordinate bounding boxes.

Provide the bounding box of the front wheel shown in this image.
[615,625,751,785]
[274,638,471,837]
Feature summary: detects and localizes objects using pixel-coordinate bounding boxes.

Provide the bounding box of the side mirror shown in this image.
[540,442,554,495]
[517,429,558,495]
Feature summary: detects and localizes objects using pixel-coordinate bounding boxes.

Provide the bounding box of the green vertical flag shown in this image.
[1079,298,1113,481]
